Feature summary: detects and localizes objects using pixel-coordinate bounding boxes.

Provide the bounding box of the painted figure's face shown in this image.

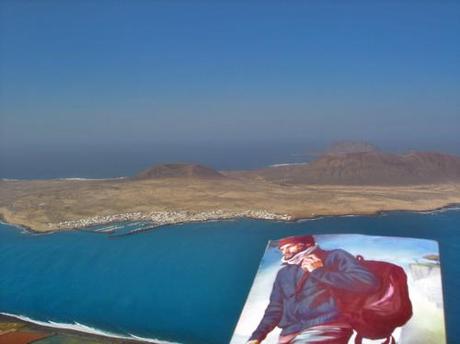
[280,242,306,260]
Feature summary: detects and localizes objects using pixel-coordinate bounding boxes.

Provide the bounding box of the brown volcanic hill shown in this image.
[325,141,380,155]
[134,163,226,180]
[233,151,460,185]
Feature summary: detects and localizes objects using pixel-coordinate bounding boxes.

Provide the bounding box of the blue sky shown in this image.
[1,1,459,151]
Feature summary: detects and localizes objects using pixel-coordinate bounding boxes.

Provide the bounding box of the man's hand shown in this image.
[301,254,324,272]
[247,340,260,344]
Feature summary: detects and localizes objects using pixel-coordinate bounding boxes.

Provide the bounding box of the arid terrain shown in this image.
[2,144,460,233]
[1,175,460,233]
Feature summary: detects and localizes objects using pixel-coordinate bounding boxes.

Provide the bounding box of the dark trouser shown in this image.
[282,323,353,344]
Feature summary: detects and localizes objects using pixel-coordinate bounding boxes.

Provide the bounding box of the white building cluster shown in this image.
[51,209,292,230]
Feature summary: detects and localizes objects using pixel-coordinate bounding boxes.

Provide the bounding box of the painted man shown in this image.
[247,235,379,344]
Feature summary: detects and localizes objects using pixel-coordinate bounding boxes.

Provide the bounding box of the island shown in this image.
[1,143,460,233]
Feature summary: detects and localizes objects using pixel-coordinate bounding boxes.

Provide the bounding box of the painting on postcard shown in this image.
[230,234,445,344]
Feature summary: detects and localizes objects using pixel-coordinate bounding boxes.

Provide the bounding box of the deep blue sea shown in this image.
[1,208,460,344]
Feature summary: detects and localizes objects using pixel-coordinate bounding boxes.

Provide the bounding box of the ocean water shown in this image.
[0,141,319,179]
[1,208,460,344]
[4,140,459,180]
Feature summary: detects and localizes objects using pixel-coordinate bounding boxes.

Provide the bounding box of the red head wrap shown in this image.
[277,234,315,248]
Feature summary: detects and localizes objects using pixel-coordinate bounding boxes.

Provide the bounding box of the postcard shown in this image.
[230,234,445,344]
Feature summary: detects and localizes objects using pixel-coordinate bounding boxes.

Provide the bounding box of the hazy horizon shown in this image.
[1,2,459,177]
[2,138,460,180]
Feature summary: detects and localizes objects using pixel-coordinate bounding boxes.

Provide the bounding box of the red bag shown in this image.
[334,255,413,344]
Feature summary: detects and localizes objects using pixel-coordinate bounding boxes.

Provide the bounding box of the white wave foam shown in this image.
[129,333,182,344]
[269,162,308,167]
[294,205,460,223]
[93,224,123,233]
[95,228,116,233]
[0,312,182,344]
[0,221,33,234]
[418,205,460,215]
[296,216,326,223]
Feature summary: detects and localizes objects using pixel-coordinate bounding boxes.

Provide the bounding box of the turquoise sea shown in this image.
[1,208,460,344]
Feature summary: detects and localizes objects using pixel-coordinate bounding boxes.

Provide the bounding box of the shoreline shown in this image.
[0,312,178,344]
[1,203,459,235]
[3,178,460,234]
